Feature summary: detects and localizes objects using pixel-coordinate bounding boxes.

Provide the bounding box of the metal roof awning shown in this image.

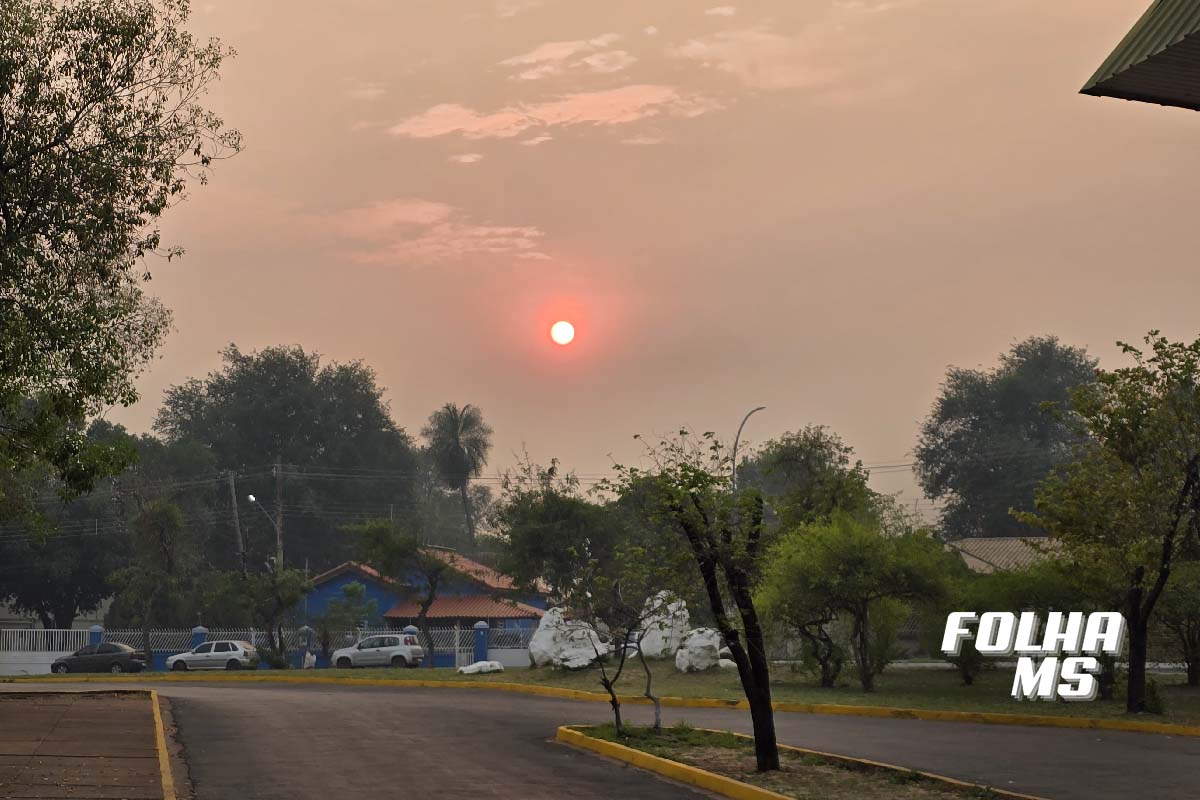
[1082,0,1200,111]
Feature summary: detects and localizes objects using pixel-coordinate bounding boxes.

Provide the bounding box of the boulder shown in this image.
[457,660,504,675]
[675,628,722,672]
[718,658,738,670]
[529,607,609,669]
[638,591,689,659]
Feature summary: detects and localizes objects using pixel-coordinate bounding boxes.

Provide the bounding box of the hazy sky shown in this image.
[111,0,1200,518]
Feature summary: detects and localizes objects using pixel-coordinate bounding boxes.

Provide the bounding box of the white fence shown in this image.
[0,629,92,675]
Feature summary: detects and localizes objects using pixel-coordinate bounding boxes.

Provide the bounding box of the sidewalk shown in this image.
[0,692,164,799]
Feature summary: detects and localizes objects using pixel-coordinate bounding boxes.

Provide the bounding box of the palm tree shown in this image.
[421,403,493,545]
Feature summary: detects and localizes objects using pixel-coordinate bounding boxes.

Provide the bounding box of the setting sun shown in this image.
[550,320,575,346]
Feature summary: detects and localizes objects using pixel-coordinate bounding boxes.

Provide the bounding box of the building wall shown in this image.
[304,573,399,624]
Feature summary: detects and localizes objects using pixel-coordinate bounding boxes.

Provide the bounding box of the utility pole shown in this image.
[273,456,284,568]
[228,472,246,575]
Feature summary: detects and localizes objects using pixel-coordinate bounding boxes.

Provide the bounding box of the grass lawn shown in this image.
[16,660,1200,726]
[581,722,1006,800]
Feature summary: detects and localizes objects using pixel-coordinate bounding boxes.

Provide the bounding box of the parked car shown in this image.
[51,642,147,674]
[167,640,260,671]
[332,634,423,669]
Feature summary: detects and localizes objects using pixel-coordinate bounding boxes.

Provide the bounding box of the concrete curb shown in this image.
[150,690,177,800]
[556,725,1051,800]
[555,725,791,800]
[13,672,1199,738]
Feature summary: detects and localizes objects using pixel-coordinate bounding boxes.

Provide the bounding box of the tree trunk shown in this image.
[1187,657,1199,688]
[458,484,475,545]
[852,609,874,692]
[1126,621,1149,713]
[636,644,662,732]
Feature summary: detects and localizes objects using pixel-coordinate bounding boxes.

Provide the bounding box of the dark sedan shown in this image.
[51,642,148,674]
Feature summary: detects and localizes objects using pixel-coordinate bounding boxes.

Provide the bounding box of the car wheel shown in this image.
[53,663,69,675]
[336,657,352,669]
[225,659,240,671]
[172,661,188,672]
[109,663,123,674]
[390,655,408,669]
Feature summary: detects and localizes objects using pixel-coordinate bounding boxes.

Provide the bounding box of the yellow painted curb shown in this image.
[13,672,1199,738]
[555,725,791,800]
[150,690,177,800]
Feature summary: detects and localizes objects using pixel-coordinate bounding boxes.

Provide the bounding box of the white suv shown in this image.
[167,640,260,671]
[332,633,424,669]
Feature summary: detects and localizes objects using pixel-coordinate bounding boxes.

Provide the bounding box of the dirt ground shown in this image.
[0,692,164,799]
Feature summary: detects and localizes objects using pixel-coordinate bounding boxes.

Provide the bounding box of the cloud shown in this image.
[621,135,664,146]
[671,29,839,91]
[577,50,637,74]
[499,34,626,80]
[347,82,386,101]
[332,198,547,263]
[521,135,553,146]
[705,6,737,16]
[449,153,484,164]
[643,26,659,36]
[390,85,720,140]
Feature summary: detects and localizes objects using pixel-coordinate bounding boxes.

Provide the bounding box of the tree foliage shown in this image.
[422,403,493,544]
[0,0,238,490]
[1020,332,1200,712]
[154,344,420,568]
[916,336,1096,538]
[759,512,951,692]
[738,426,873,530]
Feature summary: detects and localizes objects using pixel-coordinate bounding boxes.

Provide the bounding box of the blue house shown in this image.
[306,549,547,634]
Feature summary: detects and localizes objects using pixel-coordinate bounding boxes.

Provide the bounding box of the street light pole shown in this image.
[247,494,283,569]
[731,405,766,493]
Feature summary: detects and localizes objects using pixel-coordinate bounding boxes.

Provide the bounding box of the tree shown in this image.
[155,344,420,569]
[737,426,873,530]
[1020,332,1200,712]
[315,581,378,659]
[422,403,493,545]
[494,458,620,602]
[0,0,238,491]
[243,567,311,667]
[916,336,1097,538]
[760,512,951,692]
[606,430,780,772]
[349,519,451,668]
[495,458,687,733]
[1157,561,1200,687]
[110,500,194,663]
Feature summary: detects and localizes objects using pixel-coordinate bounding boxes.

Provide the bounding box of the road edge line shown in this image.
[14,674,1200,738]
[150,690,177,800]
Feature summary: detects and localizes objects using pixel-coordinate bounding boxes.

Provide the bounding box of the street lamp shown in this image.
[731,406,766,493]
[247,494,283,568]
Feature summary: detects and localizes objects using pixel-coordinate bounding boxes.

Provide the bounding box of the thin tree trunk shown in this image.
[1126,621,1149,712]
[458,484,475,545]
[853,609,874,692]
[636,642,661,732]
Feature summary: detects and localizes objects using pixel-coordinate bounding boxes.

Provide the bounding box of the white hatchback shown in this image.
[332,634,424,669]
[167,640,260,671]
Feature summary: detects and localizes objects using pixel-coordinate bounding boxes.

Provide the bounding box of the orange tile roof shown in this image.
[421,548,519,591]
[383,595,544,621]
[309,561,403,587]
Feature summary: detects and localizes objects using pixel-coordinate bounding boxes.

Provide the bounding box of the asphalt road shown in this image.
[6,683,1199,799]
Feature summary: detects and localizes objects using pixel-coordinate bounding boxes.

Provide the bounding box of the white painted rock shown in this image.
[719,658,738,670]
[638,591,689,659]
[457,660,504,675]
[528,607,609,669]
[675,628,722,672]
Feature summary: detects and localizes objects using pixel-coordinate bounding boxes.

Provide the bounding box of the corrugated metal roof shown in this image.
[946,537,1055,574]
[383,596,544,620]
[1082,0,1200,110]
